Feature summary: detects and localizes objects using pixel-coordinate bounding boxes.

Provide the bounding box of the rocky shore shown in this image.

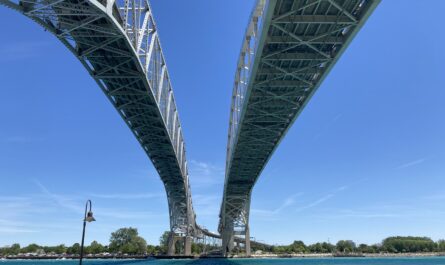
[248,252,445,258]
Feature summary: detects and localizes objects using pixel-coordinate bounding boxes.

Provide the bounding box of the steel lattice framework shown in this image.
[219,0,380,254]
[1,0,198,236]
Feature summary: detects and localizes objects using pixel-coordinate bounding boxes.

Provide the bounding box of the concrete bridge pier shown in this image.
[167,233,193,256]
[184,236,192,256]
[222,227,234,256]
[245,225,251,256]
[167,232,177,256]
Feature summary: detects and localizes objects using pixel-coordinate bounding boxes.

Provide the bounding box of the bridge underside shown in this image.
[220,0,380,255]
[1,0,199,248]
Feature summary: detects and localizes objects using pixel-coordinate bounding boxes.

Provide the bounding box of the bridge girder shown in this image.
[220,0,380,255]
[1,0,200,241]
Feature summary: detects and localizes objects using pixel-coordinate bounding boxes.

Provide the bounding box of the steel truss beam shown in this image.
[220,0,380,255]
[1,0,202,244]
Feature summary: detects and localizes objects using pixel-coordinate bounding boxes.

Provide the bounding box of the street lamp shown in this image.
[79,200,95,265]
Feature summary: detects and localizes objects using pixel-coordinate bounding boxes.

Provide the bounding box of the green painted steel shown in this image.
[220,0,381,254]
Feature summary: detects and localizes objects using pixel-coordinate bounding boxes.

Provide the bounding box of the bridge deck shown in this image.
[1,0,197,234]
[220,0,380,241]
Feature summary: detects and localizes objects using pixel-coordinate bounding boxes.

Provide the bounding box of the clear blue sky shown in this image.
[1,0,445,247]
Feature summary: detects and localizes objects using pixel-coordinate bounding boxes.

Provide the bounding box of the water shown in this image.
[2,258,445,265]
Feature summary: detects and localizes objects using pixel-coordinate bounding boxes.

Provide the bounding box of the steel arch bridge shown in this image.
[0,0,202,254]
[219,0,380,255]
[1,0,381,257]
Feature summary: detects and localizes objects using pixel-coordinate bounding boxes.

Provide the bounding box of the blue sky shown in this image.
[1,0,445,247]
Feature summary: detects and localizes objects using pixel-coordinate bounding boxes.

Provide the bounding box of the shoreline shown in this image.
[248,253,445,258]
[2,253,445,260]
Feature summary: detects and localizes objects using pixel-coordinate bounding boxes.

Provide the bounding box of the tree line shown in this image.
[2,231,445,256]
[0,227,218,256]
[255,237,445,254]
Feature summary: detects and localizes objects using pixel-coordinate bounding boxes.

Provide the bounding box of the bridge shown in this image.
[0,0,202,255]
[219,0,380,256]
[1,0,380,257]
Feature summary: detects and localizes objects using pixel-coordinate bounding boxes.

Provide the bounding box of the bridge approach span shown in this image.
[1,0,200,252]
[219,0,380,255]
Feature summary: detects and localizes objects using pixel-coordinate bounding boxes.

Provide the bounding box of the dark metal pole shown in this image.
[79,200,91,265]
[79,219,87,265]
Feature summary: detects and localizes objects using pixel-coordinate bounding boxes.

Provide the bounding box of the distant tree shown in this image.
[159,231,170,254]
[382,236,435,253]
[0,244,21,256]
[109,227,147,254]
[53,244,67,254]
[358,243,372,253]
[437,240,445,252]
[308,242,334,253]
[191,243,202,254]
[336,240,356,253]
[87,241,105,254]
[146,245,157,255]
[322,242,336,253]
[290,240,307,253]
[20,244,41,253]
[10,244,21,255]
[66,243,80,255]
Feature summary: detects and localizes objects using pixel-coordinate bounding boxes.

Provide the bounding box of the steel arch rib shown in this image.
[220,0,380,248]
[1,0,197,235]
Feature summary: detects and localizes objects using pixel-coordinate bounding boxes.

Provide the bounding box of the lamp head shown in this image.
[85,211,96,222]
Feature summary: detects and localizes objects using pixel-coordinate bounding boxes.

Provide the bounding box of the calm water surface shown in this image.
[2,258,445,265]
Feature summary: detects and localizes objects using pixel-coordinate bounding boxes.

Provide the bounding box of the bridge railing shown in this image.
[1,0,197,235]
[114,0,189,178]
[226,0,269,168]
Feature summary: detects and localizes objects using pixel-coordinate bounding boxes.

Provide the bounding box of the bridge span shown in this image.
[0,0,204,255]
[219,0,380,255]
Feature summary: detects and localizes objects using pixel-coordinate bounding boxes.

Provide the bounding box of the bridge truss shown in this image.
[1,0,200,253]
[219,0,380,255]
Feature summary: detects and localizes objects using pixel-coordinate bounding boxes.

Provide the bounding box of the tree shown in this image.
[0,244,21,256]
[20,244,41,253]
[10,244,21,255]
[336,240,356,253]
[290,240,307,253]
[109,227,147,254]
[66,243,80,255]
[87,241,105,254]
[159,231,170,254]
[308,242,334,253]
[437,240,445,252]
[382,236,435,253]
[146,245,157,255]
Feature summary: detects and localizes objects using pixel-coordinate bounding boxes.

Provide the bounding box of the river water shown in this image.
[2,258,445,265]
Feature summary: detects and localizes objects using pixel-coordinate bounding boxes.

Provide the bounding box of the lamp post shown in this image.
[79,200,95,265]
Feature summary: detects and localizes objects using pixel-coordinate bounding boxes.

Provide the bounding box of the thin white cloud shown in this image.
[0,227,40,234]
[317,209,402,220]
[189,160,224,187]
[33,179,83,213]
[95,208,167,220]
[252,193,303,216]
[423,193,445,201]
[0,41,52,62]
[396,158,426,169]
[33,180,168,221]
[313,113,342,140]
[296,185,348,212]
[192,194,220,216]
[90,192,163,200]
[2,136,44,144]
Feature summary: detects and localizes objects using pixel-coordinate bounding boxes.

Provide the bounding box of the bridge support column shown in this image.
[167,232,177,256]
[245,225,251,256]
[184,236,192,256]
[222,227,234,256]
